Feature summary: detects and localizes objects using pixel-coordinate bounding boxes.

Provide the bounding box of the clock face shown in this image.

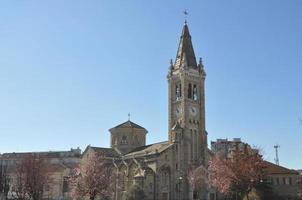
[189,106,198,117]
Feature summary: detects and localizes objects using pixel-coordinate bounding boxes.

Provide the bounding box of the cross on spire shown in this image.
[128,113,131,121]
[183,10,188,24]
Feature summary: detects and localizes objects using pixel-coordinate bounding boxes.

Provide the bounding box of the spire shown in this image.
[174,23,197,69]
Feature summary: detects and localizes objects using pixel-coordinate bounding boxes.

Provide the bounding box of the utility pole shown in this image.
[274,145,280,165]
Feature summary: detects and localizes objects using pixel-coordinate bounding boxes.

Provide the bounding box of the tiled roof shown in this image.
[90,146,120,158]
[1,150,81,159]
[265,161,299,175]
[111,120,146,131]
[124,141,172,158]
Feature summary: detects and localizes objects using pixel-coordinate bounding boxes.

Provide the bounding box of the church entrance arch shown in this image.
[158,165,171,200]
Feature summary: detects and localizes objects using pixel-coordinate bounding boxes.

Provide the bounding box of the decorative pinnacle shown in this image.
[128,113,131,121]
[199,57,203,65]
[198,57,204,70]
[169,59,174,71]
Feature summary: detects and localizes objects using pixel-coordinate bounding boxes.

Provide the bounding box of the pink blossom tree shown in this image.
[70,152,114,200]
[209,151,266,200]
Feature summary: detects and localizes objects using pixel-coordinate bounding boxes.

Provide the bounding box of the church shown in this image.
[81,21,212,200]
[0,21,214,200]
[1,18,301,200]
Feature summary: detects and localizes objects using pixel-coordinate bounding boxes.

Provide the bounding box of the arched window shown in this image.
[175,85,180,101]
[188,83,192,99]
[190,129,193,160]
[194,130,198,160]
[193,85,197,100]
[121,136,128,144]
[179,83,182,97]
[134,135,140,145]
[120,172,126,191]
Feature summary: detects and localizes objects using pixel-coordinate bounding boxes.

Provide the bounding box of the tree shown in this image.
[208,150,266,200]
[0,162,10,200]
[122,184,146,200]
[70,152,114,200]
[12,154,52,200]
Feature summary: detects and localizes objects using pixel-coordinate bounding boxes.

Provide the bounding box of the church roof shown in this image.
[88,146,121,158]
[174,22,197,69]
[264,161,299,175]
[110,120,147,131]
[124,141,172,158]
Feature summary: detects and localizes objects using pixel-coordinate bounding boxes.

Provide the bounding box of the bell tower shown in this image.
[168,22,207,165]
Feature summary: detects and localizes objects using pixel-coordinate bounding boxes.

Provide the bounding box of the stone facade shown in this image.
[265,162,299,199]
[0,148,81,200]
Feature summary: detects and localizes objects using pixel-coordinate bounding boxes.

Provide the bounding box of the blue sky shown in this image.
[0,1,301,169]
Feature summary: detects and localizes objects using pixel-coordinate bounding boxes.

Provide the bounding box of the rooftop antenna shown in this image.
[274,144,280,165]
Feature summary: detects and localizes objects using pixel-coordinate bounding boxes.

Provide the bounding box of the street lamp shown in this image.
[179,176,183,200]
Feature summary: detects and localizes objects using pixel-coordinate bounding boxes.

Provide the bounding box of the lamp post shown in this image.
[179,176,183,200]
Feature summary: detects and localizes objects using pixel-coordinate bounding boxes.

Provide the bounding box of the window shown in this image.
[285,177,291,185]
[194,130,198,160]
[193,84,197,100]
[175,183,179,192]
[190,129,193,160]
[44,185,50,192]
[63,176,69,193]
[175,84,182,101]
[193,191,198,199]
[289,177,292,185]
[276,177,280,185]
[270,177,274,185]
[176,85,180,101]
[121,174,126,191]
[210,193,215,200]
[179,83,182,97]
[283,177,286,185]
[121,136,128,144]
[149,183,153,193]
[188,83,192,99]
[134,135,140,145]
[163,172,168,185]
